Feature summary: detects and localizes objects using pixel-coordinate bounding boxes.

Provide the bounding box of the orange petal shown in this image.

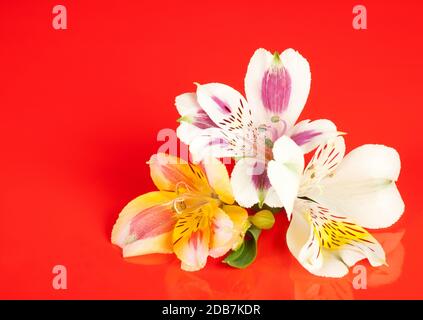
[111,191,177,257]
[149,153,213,195]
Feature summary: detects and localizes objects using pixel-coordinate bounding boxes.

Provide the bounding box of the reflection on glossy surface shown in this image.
[289,263,354,299]
[367,231,405,287]
[289,231,404,299]
[161,242,293,299]
[164,262,257,299]
[124,253,174,266]
[122,230,404,299]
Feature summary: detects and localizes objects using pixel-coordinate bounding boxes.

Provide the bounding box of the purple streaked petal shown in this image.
[261,66,291,114]
[207,137,228,147]
[193,109,216,129]
[212,96,231,114]
[291,130,322,146]
[251,164,271,190]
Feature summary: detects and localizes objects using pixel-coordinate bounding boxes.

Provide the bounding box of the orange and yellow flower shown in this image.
[111,153,250,271]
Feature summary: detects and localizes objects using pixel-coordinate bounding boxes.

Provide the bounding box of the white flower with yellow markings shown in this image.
[276,137,404,277]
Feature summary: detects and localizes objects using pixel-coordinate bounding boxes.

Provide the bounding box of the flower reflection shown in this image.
[289,231,404,300]
[162,239,291,299]
[123,253,174,266]
[290,264,353,299]
[164,262,257,299]
[121,230,404,299]
[367,231,405,287]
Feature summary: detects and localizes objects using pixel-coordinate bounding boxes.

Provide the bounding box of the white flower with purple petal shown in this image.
[176,48,339,210]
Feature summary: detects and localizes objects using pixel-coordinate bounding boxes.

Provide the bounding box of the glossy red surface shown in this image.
[0,0,422,299]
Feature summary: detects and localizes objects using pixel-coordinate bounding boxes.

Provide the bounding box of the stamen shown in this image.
[173,198,187,214]
[175,181,190,195]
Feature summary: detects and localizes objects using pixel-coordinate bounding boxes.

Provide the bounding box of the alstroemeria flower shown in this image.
[111,154,250,271]
[176,48,338,208]
[278,137,404,277]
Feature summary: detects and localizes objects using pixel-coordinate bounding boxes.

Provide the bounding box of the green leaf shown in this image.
[223,226,261,269]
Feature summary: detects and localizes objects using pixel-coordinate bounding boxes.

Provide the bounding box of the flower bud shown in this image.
[250,210,275,230]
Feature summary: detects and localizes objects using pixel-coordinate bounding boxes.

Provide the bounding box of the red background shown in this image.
[1,0,422,299]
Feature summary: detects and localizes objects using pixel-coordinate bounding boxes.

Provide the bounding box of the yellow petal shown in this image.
[172,203,213,271]
[111,191,177,256]
[295,201,387,275]
[149,153,213,195]
[201,157,234,204]
[222,205,251,250]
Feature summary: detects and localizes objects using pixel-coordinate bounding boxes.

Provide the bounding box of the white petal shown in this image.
[312,144,404,229]
[175,92,217,132]
[299,136,345,196]
[230,158,260,208]
[288,119,338,154]
[287,202,349,278]
[298,221,324,271]
[338,243,386,268]
[286,202,311,259]
[175,92,201,116]
[272,135,305,166]
[280,49,311,128]
[263,186,283,208]
[188,127,237,162]
[288,200,385,278]
[267,136,304,218]
[195,83,250,129]
[328,144,400,182]
[244,48,311,130]
[310,252,350,278]
[244,48,274,124]
[176,122,203,145]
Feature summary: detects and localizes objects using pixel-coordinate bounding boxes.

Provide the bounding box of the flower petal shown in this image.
[262,186,284,208]
[311,144,404,229]
[188,127,239,162]
[201,156,234,204]
[175,93,217,145]
[244,48,311,128]
[209,208,234,258]
[245,48,292,123]
[149,153,213,195]
[299,136,345,196]
[172,203,213,271]
[306,202,386,268]
[230,158,283,208]
[176,92,216,129]
[244,48,273,124]
[196,83,251,131]
[122,232,174,258]
[267,136,304,218]
[230,158,259,208]
[176,121,204,146]
[287,202,336,275]
[111,191,177,257]
[288,119,339,154]
[176,92,199,116]
[222,205,251,250]
[280,49,311,127]
[288,199,386,278]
